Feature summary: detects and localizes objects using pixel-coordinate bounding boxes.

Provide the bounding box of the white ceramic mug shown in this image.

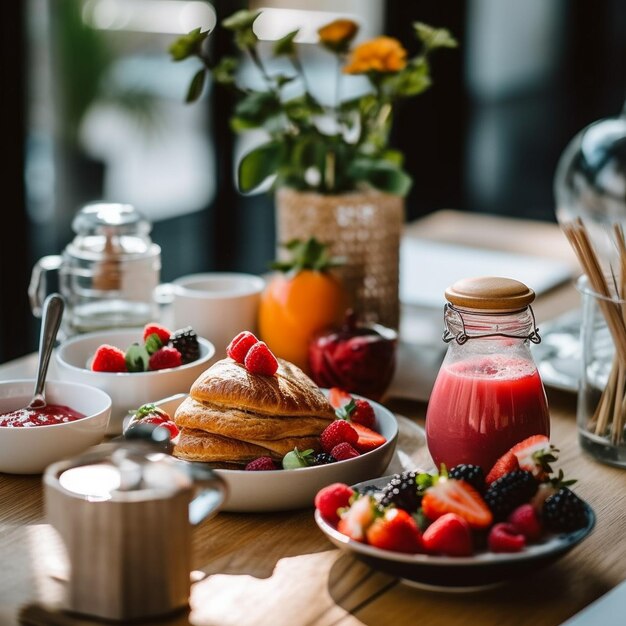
[158,273,265,358]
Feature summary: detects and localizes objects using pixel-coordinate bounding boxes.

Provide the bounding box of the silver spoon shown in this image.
[28,293,65,409]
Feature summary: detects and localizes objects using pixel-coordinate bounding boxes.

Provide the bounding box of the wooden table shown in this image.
[2,211,625,626]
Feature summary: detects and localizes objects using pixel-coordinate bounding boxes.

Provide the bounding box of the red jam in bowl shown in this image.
[0,404,86,427]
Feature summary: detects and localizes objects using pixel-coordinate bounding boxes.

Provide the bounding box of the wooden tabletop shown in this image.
[2,211,625,626]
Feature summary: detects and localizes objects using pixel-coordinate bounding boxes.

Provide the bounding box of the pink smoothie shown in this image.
[425,355,550,472]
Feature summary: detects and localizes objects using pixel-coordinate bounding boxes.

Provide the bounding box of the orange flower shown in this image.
[343,36,407,74]
[318,19,359,51]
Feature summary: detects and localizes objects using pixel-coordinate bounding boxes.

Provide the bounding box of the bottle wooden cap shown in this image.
[444,276,535,311]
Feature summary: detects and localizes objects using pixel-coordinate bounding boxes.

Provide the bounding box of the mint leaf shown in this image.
[125,343,149,372]
[145,333,163,355]
[336,399,356,421]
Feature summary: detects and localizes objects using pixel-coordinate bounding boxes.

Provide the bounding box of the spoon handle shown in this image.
[31,294,65,407]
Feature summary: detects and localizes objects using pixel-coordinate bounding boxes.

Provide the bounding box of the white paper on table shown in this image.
[560,580,626,626]
[400,237,574,308]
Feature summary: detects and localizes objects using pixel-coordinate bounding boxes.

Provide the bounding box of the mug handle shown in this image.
[29,255,62,317]
[183,461,228,525]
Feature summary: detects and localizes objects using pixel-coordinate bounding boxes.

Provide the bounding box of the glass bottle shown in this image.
[425,277,550,472]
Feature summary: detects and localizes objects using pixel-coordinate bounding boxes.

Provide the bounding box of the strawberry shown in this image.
[143,323,171,345]
[488,522,526,553]
[351,422,386,453]
[485,449,518,485]
[507,504,542,542]
[510,434,557,480]
[422,513,473,557]
[330,442,360,461]
[149,418,179,439]
[328,387,352,409]
[244,341,279,376]
[227,331,259,363]
[245,456,278,471]
[148,346,183,371]
[315,483,354,524]
[337,495,377,541]
[335,398,375,429]
[320,420,358,453]
[422,477,493,530]
[91,344,127,372]
[365,508,423,554]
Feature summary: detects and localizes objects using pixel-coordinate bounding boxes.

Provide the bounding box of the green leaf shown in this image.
[238,141,284,193]
[185,69,206,103]
[413,22,458,51]
[388,59,432,97]
[381,149,404,167]
[350,158,413,196]
[223,10,261,31]
[336,399,357,421]
[125,343,149,372]
[169,27,209,61]
[271,237,343,272]
[273,30,299,56]
[212,56,238,85]
[234,91,281,126]
[144,333,163,355]
[275,74,297,88]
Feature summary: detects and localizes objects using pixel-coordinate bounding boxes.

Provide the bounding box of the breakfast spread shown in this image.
[91,323,200,372]
[316,434,590,556]
[172,333,336,467]
[0,404,86,427]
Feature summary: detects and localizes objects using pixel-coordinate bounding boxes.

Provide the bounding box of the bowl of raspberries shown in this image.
[55,324,214,434]
[314,434,595,591]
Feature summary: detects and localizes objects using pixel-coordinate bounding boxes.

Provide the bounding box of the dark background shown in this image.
[1,0,626,362]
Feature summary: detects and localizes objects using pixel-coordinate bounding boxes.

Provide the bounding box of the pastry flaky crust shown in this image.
[173,428,321,464]
[190,358,335,419]
[172,356,333,465]
[175,395,333,441]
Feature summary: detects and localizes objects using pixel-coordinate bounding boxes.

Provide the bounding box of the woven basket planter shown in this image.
[275,187,404,328]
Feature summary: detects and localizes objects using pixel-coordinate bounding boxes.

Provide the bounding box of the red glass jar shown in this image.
[425,277,550,472]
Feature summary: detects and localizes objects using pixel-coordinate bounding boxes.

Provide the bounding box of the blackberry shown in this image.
[484,470,538,520]
[310,452,336,466]
[542,488,588,533]
[378,470,420,513]
[169,327,200,364]
[449,464,485,493]
[356,484,381,496]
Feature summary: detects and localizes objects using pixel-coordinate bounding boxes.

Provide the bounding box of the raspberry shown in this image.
[245,456,278,471]
[244,341,278,376]
[315,483,354,524]
[330,442,360,461]
[320,420,358,453]
[227,331,259,363]
[143,323,171,345]
[91,344,127,372]
[351,399,376,428]
[148,346,183,371]
[507,504,542,542]
[488,522,526,553]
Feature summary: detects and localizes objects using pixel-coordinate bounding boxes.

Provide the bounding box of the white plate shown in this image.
[316,474,595,591]
[147,392,400,513]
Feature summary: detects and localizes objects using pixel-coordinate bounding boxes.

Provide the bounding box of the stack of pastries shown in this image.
[173,357,335,468]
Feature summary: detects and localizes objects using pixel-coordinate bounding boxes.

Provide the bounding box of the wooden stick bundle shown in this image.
[562,219,626,445]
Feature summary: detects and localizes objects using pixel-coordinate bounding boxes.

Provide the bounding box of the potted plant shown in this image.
[169,11,456,327]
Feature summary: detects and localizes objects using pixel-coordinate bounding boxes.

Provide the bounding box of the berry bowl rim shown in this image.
[55,328,215,378]
[314,474,595,588]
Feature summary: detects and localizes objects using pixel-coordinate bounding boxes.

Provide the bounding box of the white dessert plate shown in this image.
[315,474,595,591]
[144,391,399,513]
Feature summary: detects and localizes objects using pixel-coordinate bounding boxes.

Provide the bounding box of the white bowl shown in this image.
[0,379,111,474]
[153,392,399,512]
[55,329,215,434]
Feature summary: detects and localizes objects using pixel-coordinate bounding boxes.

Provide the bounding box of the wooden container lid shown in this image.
[444,276,535,311]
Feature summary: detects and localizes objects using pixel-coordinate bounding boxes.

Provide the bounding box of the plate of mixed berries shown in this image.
[314,435,595,590]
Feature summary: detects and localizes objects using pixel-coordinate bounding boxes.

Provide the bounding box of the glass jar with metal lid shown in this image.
[425,276,550,472]
[29,203,161,336]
